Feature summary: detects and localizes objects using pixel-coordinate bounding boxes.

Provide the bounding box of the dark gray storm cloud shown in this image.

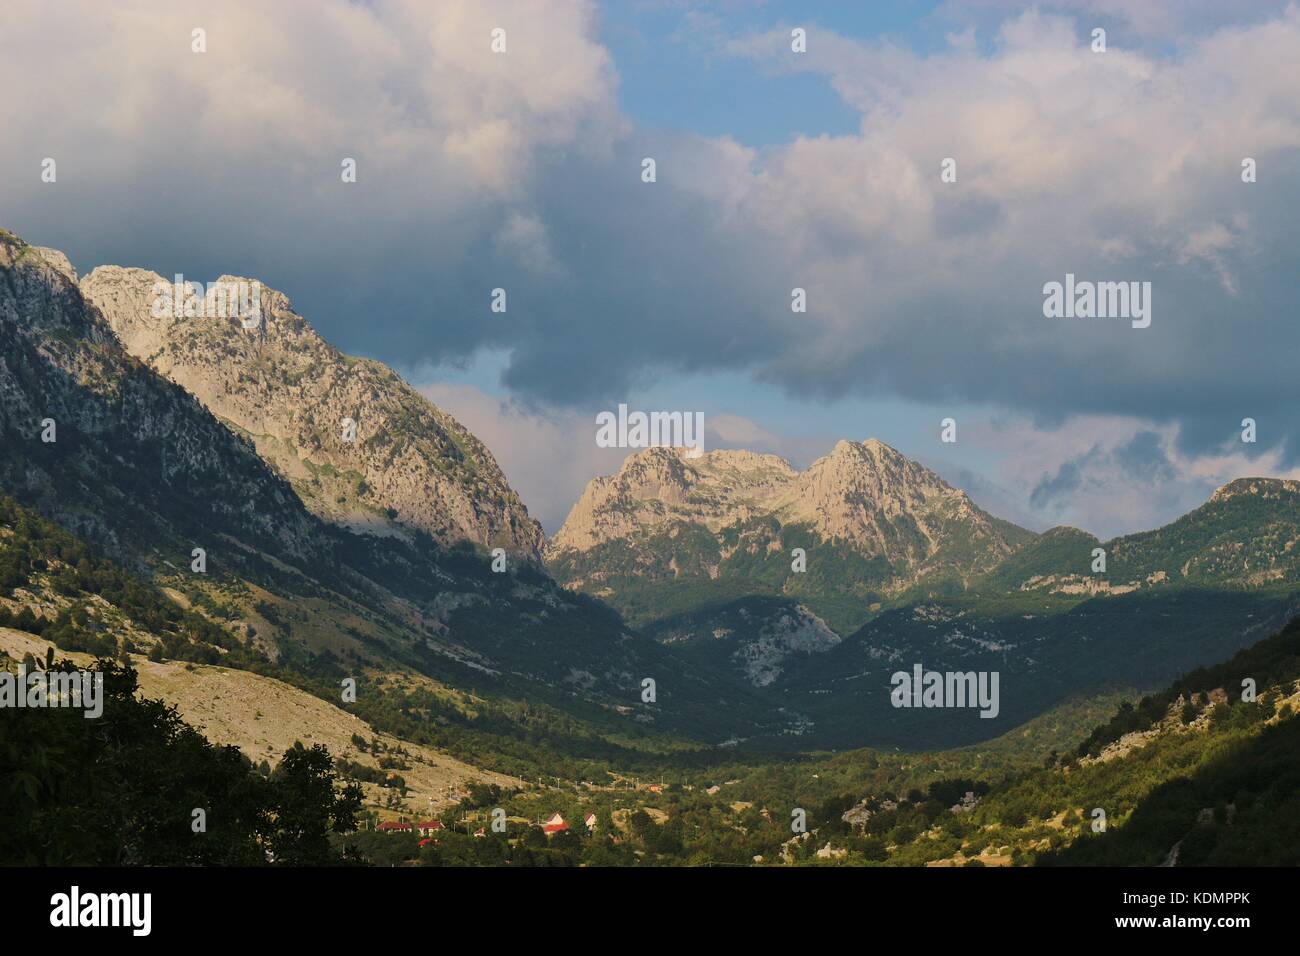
[1030,455,1089,511]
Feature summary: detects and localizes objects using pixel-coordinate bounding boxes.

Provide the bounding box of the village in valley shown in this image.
[344,775,719,866]
[373,811,598,844]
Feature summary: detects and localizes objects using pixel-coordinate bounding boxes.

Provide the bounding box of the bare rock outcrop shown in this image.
[81,266,543,559]
[547,439,1024,590]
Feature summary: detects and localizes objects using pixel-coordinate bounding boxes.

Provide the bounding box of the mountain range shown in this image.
[0,230,709,731]
[546,441,1033,633]
[4,223,1300,759]
[547,440,1300,747]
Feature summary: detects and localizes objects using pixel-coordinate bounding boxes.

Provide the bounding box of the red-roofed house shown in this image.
[416,821,445,836]
[377,821,413,834]
[541,813,569,835]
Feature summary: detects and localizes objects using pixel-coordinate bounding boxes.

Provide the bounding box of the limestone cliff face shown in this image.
[547,439,1025,588]
[80,266,543,559]
[0,230,323,565]
[784,440,999,564]
[548,446,797,553]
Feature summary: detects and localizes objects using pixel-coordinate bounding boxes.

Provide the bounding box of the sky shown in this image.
[3,0,1299,535]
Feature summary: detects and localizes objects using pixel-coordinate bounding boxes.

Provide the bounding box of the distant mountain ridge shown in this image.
[979,476,1300,596]
[7,221,1300,757]
[547,440,1034,632]
[550,440,1300,623]
[544,437,1300,748]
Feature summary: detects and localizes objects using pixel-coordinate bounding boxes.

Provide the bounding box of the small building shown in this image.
[377,821,413,834]
[542,813,569,835]
[416,820,445,836]
[949,792,980,814]
[584,813,598,830]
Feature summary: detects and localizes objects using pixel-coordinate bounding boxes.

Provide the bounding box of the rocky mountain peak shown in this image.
[803,437,953,498]
[80,263,544,559]
[613,445,697,500]
[1210,477,1300,504]
[0,232,324,565]
[34,247,77,283]
[548,436,1025,592]
[547,445,802,554]
[776,439,971,547]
